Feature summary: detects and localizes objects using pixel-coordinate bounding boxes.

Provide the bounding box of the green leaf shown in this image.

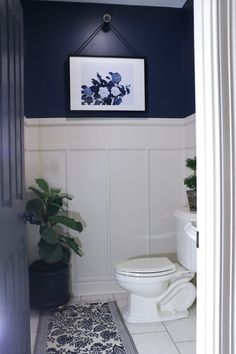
[59,235,83,256]
[48,202,63,209]
[46,202,64,215]
[29,187,48,201]
[60,193,73,201]
[38,239,63,264]
[185,157,196,172]
[48,215,83,233]
[50,196,63,205]
[184,175,196,190]
[46,196,63,216]
[26,198,45,219]
[40,225,59,245]
[35,178,50,193]
[50,188,61,195]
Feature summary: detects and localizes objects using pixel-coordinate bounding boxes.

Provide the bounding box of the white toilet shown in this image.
[115,207,197,323]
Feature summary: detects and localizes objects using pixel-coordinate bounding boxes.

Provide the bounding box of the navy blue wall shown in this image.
[182,0,195,116]
[24,1,195,118]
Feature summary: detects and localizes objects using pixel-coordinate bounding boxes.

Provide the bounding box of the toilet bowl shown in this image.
[115,208,197,323]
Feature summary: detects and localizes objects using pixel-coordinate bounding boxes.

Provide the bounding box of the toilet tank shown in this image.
[174,207,197,273]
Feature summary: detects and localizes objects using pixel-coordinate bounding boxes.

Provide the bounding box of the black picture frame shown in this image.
[69,56,146,112]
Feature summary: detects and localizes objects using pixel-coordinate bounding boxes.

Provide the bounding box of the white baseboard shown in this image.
[71,280,125,296]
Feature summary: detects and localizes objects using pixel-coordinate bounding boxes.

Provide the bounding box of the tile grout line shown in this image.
[130,328,167,336]
[30,311,40,354]
[162,321,181,354]
[175,339,196,344]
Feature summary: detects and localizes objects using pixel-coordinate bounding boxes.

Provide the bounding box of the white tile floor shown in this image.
[30,293,196,354]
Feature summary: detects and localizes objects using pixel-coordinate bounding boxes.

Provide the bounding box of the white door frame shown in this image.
[194,0,236,353]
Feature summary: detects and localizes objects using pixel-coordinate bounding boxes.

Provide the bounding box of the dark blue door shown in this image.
[0,0,30,352]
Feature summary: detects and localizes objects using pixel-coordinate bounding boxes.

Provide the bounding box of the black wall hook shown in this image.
[102,13,112,32]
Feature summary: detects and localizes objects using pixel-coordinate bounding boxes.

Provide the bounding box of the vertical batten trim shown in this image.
[146,148,151,255]
[65,149,69,196]
[182,148,187,207]
[106,148,112,280]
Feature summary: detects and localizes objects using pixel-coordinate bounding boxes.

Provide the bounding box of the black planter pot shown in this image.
[29,260,71,309]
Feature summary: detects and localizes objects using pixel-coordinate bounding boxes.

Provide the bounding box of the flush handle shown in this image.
[196,231,199,248]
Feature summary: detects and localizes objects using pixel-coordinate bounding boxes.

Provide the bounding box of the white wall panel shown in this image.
[68,149,108,282]
[26,150,67,190]
[25,116,196,295]
[184,115,196,149]
[109,149,148,276]
[149,149,185,254]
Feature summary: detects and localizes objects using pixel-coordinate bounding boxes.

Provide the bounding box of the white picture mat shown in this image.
[69,57,145,111]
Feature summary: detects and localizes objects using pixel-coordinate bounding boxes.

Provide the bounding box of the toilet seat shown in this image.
[116,257,176,278]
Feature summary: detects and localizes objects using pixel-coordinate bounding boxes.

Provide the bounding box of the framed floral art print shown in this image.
[69,56,145,111]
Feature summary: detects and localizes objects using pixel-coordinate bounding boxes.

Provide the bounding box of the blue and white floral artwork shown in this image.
[69,56,145,111]
[81,72,131,106]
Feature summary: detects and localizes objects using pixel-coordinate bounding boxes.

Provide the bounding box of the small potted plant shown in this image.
[184,156,197,211]
[25,178,84,309]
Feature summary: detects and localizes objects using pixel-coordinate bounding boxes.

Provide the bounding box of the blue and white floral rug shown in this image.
[34,302,138,354]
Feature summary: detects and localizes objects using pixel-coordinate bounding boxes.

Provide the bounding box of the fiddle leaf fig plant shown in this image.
[184,156,196,191]
[25,178,84,264]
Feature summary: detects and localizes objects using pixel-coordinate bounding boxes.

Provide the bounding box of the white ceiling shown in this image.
[47,0,187,8]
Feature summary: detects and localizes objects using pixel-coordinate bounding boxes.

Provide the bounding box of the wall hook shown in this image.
[102,13,112,32]
[103,13,112,23]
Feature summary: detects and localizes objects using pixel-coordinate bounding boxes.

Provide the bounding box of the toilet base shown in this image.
[122,280,196,323]
[123,307,189,323]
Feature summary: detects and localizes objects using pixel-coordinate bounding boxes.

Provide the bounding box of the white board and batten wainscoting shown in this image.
[25,115,196,296]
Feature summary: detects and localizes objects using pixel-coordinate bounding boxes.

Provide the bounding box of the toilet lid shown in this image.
[116,257,176,277]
